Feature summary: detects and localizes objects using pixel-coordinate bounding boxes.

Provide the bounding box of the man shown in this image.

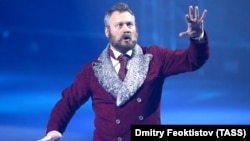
[39,2,209,141]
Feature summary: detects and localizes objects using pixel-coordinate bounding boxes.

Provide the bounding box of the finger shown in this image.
[195,6,199,19]
[185,14,191,23]
[179,31,189,37]
[199,9,208,21]
[189,5,194,19]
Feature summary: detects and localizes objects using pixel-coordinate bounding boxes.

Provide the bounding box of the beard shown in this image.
[108,30,138,53]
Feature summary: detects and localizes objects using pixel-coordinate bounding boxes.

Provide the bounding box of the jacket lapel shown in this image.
[92,44,153,106]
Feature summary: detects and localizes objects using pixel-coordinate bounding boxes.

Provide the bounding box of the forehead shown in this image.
[109,11,135,24]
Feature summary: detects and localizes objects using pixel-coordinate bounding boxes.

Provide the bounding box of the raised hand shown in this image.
[179,5,207,38]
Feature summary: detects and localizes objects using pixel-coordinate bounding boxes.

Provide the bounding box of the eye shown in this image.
[126,22,133,28]
[127,22,132,26]
[116,23,123,28]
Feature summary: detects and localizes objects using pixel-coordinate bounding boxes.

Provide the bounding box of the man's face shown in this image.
[105,11,138,53]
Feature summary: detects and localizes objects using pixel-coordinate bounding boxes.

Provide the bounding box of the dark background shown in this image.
[0,0,249,140]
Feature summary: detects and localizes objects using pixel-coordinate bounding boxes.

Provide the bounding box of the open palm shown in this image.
[179,6,208,38]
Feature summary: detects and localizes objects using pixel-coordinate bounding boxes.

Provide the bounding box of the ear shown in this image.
[105,26,109,38]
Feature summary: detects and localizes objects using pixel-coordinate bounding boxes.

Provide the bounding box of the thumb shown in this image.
[179,31,189,37]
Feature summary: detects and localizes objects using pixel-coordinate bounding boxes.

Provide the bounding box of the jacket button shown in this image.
[116,119,121,124]
[137,97,142,103]
[138,115,144,120]
[117,137,122,141]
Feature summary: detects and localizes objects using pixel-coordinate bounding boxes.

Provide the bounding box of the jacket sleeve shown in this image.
[159,31,210,77]
[45,63,92,134]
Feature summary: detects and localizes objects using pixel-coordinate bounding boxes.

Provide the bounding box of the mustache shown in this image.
[121,33,131,39]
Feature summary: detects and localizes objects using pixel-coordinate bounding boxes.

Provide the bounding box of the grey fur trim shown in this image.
[92,44,153,106]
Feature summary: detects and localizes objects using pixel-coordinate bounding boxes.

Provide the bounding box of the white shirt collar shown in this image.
[110,46,133,59]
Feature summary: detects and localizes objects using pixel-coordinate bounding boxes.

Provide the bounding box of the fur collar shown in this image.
[92,44,153,106]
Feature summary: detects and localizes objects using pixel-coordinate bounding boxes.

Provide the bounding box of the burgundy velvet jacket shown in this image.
[46,34,209,141]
